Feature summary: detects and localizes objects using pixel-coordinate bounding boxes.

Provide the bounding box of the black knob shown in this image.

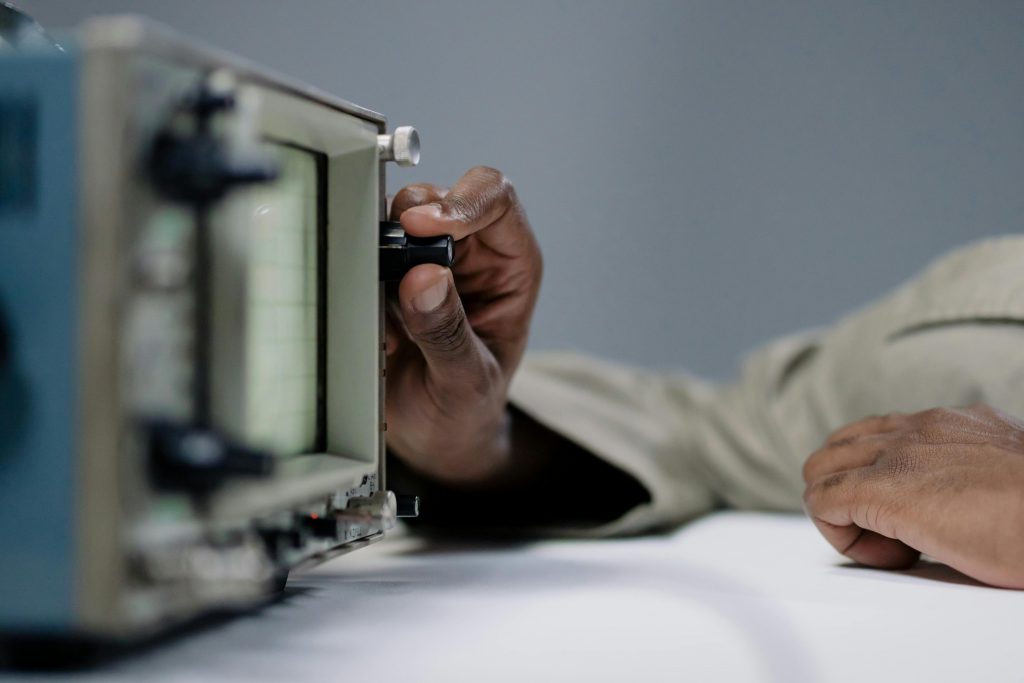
[396,494,420,518]
[380,221,455,281]
[148,80,277,206]
[299,514,339,539]
[147,420,274,493]
[148,128,277,205]
[258,527,304,559]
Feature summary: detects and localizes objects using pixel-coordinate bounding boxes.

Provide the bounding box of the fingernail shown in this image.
[404,203,443,220]
[413,273,449,313]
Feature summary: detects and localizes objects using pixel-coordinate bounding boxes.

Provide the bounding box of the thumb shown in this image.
[398,263,490,385]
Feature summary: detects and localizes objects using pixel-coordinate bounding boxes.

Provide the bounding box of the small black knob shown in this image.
[149,130,277,205]
[299,514,339,539]
[396,494,420,518]
[380,221,455,281]
[148,80,277,206]
[184,87,235,119]
[147,420,274,492]
[258,527,304,558]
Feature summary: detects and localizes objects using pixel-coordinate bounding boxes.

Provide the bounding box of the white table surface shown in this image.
[4,511,1021,682]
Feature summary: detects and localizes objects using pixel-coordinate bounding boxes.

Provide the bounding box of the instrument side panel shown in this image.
[0,51,80,632]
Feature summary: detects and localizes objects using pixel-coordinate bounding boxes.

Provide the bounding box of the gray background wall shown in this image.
[22,0,1024,379]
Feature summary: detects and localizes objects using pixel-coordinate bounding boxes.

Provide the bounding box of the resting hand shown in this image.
[385,167,542,486]
[803,405,1024,587]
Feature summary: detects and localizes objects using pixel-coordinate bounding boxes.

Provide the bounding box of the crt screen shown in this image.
[242,145,322,456]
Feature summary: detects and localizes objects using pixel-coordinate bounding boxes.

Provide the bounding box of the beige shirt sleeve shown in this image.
[508,353,719,536]
[510,236,1024,537]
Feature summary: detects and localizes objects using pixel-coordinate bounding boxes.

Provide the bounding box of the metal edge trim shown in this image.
[78,14,387,131]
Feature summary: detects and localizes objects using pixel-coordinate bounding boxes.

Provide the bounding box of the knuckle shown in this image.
[391,183,446,220]
[803,471,853,514]
[802,484,817,511]
[804,472,848,515]
[497,171,517,201]
[445,189,480,221]
[822,427,847,444]
[917,410,962,441]
[826,435,858,449]
[825,416,867,441]
[875,411,900,426]
[468,165,508,189]
[916,423,946,442]
[917,406,952,424]
[391,186,417,205]
[968,402,999,423]
[821,471,849,490]
[802,450,824,483]
[802,479,830,512]
[470,166,518,206]
[394,183,439,206]
[877,448,918,480]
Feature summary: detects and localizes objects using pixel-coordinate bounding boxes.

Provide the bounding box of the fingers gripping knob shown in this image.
[378,126,420,167]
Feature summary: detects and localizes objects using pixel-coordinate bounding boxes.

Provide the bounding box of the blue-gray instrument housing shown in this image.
[0,15,409,644]
[0,48,79,630]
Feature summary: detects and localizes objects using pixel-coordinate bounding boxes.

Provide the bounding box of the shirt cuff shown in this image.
[508,352,717,537]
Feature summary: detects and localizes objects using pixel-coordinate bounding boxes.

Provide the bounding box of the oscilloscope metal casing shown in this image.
[0,16,403,640]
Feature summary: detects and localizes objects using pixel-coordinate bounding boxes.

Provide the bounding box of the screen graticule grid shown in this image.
[244,146,319,456]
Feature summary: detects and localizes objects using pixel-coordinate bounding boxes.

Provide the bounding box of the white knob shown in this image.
[378,126,420,167]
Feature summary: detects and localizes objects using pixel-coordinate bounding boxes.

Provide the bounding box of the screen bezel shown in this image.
[204,81,384,518]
